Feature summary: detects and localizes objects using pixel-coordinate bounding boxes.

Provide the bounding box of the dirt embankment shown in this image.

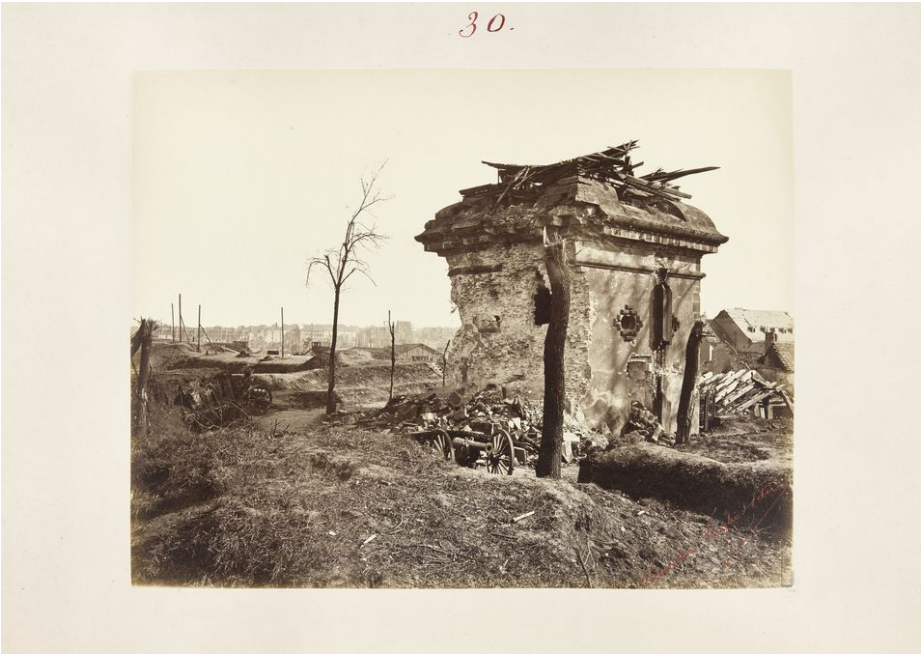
[255,362,440,404]
[579,445,791,535]
[579,417,793,535]
[132,420,791,589]
[145,341,443,412]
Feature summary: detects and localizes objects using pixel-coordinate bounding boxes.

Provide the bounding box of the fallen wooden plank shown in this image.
[716,372,752,401]
[621,175,693,200]
[779,390,795,413]
[715,369,747,392]
[732,388,778,413]
[724,381,757,406]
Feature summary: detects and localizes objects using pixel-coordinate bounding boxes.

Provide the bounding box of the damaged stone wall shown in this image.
[574,240,703,435]
[444,241,593,417]
[418,152,727,440]
[443,237,705,437]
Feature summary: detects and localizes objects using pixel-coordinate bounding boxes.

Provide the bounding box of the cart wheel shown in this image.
[485,429,515,475]
[429,429,455,461]
[246,386,273,415]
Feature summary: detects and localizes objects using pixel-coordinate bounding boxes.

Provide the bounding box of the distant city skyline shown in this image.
[141,318,457,352]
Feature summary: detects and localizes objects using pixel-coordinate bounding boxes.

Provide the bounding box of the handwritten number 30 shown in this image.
[459,12,507,38]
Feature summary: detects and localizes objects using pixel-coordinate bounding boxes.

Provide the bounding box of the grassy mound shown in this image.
[578,444,792,536]
[133,422,790,588]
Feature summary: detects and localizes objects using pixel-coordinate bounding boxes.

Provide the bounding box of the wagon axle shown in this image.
[409,426,516,475]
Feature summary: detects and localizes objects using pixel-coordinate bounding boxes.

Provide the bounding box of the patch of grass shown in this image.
[132,419,791,588]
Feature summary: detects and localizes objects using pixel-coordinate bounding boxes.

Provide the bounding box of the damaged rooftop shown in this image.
[417,141,729,255]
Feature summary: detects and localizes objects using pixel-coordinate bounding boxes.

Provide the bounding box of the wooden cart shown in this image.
[408,424,516,475]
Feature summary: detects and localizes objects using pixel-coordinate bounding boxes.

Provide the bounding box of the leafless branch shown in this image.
[305,164,390,292]
[304,163,391,415]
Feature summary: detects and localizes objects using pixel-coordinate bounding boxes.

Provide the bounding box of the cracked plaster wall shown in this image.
[444,239,704,437]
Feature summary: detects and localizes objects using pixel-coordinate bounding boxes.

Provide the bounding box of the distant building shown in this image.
[394,320,413,344]
[701,308,795,389]
[757,339,795,391]
[709,308,793,353]
[394,343,441,364]
[356,325,391,349]
[283,325,302,354]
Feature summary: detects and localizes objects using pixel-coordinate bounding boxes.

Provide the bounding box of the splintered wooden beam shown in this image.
[482,160,526,171]
[642,166,720,182]
[730,388,778,413]
[477,142,711,202]
[459,183,498,197]
[621,175,692,200]
[605,140,639,156]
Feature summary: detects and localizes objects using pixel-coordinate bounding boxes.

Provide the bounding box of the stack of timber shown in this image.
[698,369,793,417]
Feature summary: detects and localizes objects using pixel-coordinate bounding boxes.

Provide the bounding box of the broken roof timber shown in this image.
[642,166,720,183]
[472,141,716,204]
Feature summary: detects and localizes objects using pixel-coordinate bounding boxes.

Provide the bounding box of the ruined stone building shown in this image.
[416,142,728,437]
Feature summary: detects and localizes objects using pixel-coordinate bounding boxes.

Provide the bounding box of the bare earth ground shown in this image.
[676,416,793,465]
[132,400,792,588]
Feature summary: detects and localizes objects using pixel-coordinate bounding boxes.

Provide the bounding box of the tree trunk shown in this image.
[388,310,396,402]
[326,287,341,414]
[675,319,704,445]
[131,319,154,437]
[536,239,570,479]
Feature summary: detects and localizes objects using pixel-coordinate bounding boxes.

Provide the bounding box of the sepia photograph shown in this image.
[4,3,918,652]
[131,69,794,588]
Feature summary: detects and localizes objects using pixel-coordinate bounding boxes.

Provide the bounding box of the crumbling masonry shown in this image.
[416,142,728,436]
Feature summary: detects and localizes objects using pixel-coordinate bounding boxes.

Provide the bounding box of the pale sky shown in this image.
[132,69,793,328]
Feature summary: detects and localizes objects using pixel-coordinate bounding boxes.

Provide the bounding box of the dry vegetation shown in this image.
[132,398,791,588]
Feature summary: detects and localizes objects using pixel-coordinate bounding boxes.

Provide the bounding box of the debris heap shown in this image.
[620,400,672,445]
[698,369,793,419]
[359,386,606,464]
[467,140,719,209]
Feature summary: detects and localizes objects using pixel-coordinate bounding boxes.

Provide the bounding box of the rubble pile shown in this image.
[621,400,673,446]
[699,369,794,417]
[358,385,606,464]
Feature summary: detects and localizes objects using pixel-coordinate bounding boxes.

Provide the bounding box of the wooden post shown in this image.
[281,307,285,359]
[675,320,705,445]
[536,230,570,479]
[131,318,155,437]
[442,340,450,387]
[178,293,185,342]
[197,305,201,352]
[171,303,175,342]
[388,310,396,401]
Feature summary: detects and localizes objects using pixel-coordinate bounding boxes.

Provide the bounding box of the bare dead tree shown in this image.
[675,319,705,445]
[388,310,396,402]
[536,229,570,479]
[306,164,390,414]
[131,318,157,437]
